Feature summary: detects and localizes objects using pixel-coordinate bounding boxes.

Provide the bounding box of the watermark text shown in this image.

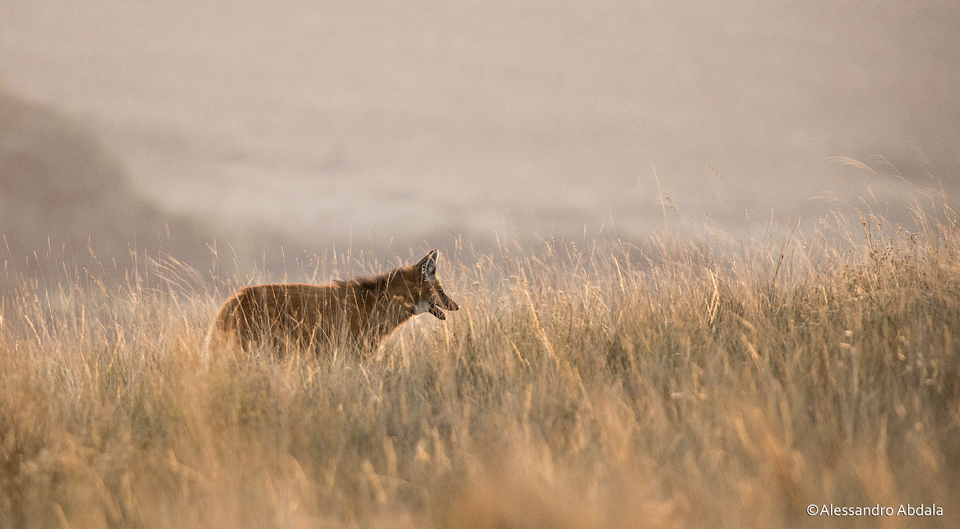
[807,504,943,517]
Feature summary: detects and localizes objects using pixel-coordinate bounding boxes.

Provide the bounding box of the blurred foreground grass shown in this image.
[1,196,959,528]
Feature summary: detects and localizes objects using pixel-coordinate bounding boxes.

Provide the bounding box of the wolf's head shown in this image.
[410,249,459,320]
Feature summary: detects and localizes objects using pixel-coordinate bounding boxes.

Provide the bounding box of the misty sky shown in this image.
[2,0,958,249]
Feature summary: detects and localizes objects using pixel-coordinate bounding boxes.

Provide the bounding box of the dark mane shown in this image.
[335,269,401,292]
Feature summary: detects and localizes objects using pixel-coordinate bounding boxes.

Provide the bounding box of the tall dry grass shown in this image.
[2,197,959,528]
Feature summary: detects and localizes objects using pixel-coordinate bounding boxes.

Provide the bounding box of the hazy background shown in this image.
[1,0,958,272]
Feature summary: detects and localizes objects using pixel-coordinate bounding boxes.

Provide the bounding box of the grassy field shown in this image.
[2,198,959,528]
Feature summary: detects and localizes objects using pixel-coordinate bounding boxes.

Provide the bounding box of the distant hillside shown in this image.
[0,88,212,273]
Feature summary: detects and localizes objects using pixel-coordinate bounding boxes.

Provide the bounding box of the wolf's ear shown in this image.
[418,249,439,281]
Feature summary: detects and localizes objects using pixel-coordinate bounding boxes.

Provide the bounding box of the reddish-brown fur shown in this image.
[204,250,458,359]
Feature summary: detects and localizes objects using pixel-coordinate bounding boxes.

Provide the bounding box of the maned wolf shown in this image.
[204,249,459,360]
